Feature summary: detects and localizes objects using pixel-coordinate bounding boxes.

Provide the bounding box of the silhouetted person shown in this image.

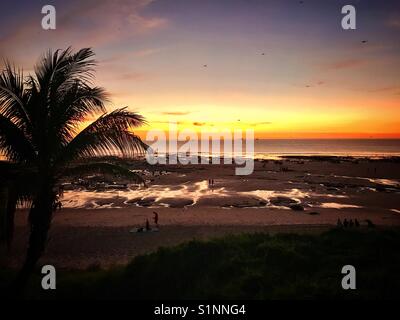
[59,185,64,197]
[337,218,343,228]
[349,219,354,228]
[343,219,349,228]
[153,211,159,227]
[355,219,360,227]
[365,219,375,228]
[145,219,150,231]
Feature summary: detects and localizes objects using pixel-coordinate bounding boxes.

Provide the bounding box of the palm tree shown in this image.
[0,47,147,292]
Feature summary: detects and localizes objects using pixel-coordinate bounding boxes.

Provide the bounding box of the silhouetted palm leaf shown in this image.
[58,107,147,163]
[0,114,35,162]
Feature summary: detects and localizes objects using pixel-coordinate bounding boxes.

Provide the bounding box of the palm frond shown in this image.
[0,114,36,162]
[49,83,108,149]
[0,62,31,133]
[34,47,96,96]
[22,48,108,158]
[57,108,147,164]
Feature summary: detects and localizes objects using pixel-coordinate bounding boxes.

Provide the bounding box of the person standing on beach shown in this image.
[153,211,159,228]
[145,219,150,231]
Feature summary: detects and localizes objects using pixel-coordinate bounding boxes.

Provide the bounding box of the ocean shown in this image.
[252,139,400,158]
[144,139,400,159]
[1,139,399,161]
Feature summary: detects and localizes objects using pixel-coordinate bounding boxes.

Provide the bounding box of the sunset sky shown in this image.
[0,0,399,138]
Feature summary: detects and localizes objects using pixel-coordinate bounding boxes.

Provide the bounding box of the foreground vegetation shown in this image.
[2,228,400,299]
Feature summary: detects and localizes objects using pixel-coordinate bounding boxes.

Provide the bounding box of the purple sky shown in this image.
[1,0,399,138]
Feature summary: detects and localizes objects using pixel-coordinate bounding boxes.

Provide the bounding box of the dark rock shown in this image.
[158,198,194,208]
[327,187,340,192]
[289,204,304,211]
[269,196,297,207]
[127,197,156,207]
[232,199,267,208]
[126,197,143,204]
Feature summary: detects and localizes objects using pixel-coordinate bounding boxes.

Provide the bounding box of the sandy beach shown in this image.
[3,156,399,269]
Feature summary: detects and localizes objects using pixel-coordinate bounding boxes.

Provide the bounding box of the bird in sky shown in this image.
[361,40,368,44]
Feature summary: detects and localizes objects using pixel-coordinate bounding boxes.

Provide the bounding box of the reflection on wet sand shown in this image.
[62,180,222,209]
[62,180,356,210]
[320,203,362,209]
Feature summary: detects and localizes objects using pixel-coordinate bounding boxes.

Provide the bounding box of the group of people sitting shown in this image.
[337,218,375,228]
[136,211,159,233]
[337,218,360,228]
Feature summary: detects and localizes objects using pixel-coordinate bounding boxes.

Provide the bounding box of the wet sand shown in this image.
[4,157,400,269]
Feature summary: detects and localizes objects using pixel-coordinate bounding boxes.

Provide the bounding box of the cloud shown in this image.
[133,48,161,57]
[152,120,183,125]
[161,111,191,116]
[193,122,205,126]
[386,16,400,28]
[118,72,150,81]
[324,59,366,70]
[366,86,400,93]
[301,80,325,88]
[0,0,168,62]
[250,121,272,126]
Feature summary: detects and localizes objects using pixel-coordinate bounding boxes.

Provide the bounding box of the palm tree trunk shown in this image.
[0,187,8,239]
[11,184,55,296]
[0,186,8,260]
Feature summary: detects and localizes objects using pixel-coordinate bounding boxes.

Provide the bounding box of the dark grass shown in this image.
[2,228,400,299]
